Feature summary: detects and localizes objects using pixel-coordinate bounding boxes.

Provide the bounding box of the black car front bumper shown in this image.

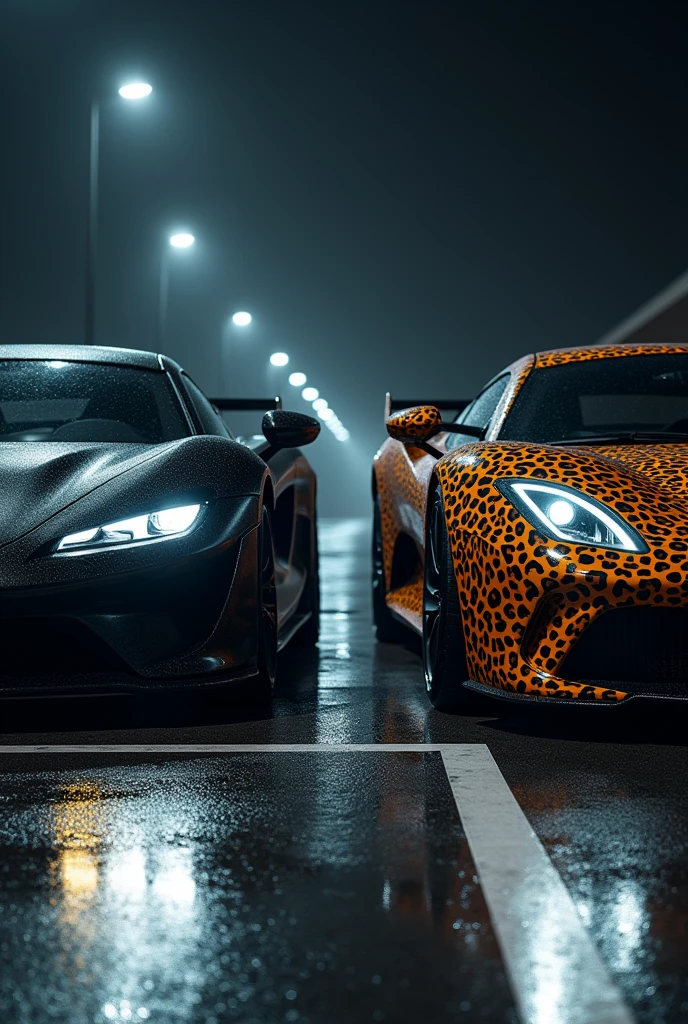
[0,496,263,694]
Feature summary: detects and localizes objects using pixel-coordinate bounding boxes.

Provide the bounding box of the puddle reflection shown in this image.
[0,753,513,1022]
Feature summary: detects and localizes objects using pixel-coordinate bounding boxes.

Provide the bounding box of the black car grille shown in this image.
[559,606,688,698]
[0,616,131,687]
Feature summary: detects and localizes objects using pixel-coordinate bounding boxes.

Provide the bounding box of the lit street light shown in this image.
[270,352,289,367]
[302,386,319,401]
[169,232,195,248]
[118,83,153,100]
[289,372,307,387]
[86,81,153,345]
[158,232,195,347]
[232,311,252,327]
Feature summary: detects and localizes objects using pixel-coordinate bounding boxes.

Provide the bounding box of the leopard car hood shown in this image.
[576,443,688,494]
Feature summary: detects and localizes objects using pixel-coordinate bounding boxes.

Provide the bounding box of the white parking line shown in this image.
[441,744,634,1024]
[0,743,634,1024]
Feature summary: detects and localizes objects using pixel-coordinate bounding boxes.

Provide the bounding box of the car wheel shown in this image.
[255,506,278,698]
[292,515,320,647]
[423,487,470,711]
[372,492,408,643]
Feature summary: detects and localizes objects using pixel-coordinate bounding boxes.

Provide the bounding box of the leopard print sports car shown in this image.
[372,343,688,710]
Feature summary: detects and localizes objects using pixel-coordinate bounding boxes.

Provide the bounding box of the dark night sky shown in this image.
[2,0,688,512]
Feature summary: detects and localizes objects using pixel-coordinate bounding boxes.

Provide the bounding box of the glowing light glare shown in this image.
[169,233,195,248]
[269,352,289,367]
[149,505,200,534]
[103,1001,149,1021]
[312,398,328,411]
[107,847,147,898]
[288,372,307,387]
[152,848,196,907]
[318,407,335,421]
[302,387,319,401]
[118,82,153,100]
[548,499,575,526]
[60,849,99,896]
[60,527,98,547]
[232,311,252,326]
[57,504,202,551]
[48,360,68,369]
[507,481,640,551]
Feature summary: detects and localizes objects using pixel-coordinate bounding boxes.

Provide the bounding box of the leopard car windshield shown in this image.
[500,354,688,444]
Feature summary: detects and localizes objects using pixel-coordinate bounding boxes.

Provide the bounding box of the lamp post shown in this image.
[85,81,153,345]
[158,233,195,349]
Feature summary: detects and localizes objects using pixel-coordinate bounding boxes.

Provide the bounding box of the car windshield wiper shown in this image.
[552,431,688,446]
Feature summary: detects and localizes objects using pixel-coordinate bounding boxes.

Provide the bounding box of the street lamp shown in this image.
[158,232,195,348]
[85,81,153,345]
[169,233,195,248]
[269,352,289,367]
[118,83,153,100]
[231,311,252,327]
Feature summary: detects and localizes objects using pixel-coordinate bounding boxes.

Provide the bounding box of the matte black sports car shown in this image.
[0,345,320,698]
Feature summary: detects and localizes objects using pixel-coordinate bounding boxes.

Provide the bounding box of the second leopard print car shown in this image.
[373,343,688,711]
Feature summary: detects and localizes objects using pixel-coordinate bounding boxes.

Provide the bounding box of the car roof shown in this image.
[532,342,688,368]
[0,344,163,371]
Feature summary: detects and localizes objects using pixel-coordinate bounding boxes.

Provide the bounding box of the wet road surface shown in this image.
[0,519,686,1023]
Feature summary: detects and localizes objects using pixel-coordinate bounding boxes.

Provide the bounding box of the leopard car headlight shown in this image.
[57,503,204,552]
[496,480,648,552]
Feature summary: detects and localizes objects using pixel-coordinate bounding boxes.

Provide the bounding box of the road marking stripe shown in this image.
[441,745,634,1024]
[0,743,634,1023]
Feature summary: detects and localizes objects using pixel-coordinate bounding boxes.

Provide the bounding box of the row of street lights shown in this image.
[85,80,349,441]
[278,365,350,442]
[86,80,251,348]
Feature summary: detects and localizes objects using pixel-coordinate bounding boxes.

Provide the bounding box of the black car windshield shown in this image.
[0,360,188,443]
[500,353,688,443]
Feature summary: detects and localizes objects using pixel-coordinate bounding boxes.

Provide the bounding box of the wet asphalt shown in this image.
[0,519,686,1024]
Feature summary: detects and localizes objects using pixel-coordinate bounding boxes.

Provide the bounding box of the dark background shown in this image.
[1,0,687,513]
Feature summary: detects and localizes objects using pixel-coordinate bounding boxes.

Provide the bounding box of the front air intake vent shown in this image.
[559,606,688,698]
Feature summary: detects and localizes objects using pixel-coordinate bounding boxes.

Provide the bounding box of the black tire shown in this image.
[422,487,471,712]
[372,492,408,643]
[292,515,320,647]
[255,506,278,699]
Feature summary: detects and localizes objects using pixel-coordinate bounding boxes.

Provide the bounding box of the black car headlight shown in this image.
[496,480,648,553]
[57,503,205,552]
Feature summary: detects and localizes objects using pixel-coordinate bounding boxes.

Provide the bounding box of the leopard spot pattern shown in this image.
[535,342,688,368]
[386,405,442,443]
[435,441,688,701]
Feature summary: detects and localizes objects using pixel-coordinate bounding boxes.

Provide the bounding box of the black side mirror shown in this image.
[261,410,320,450]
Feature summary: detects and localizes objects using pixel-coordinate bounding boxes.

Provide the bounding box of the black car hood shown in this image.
[0,442,169,546]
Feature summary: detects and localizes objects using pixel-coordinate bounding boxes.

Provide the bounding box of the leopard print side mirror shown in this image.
[385,405,443,444]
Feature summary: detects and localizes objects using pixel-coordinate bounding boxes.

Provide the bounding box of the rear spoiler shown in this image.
[384,393,470,419]
[210,396,282,412]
